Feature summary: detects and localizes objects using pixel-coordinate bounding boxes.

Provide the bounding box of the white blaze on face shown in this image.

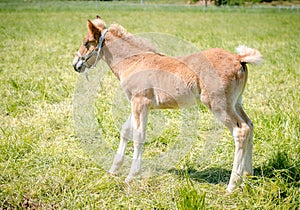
[73,55,80,68]
[73,52,86,72]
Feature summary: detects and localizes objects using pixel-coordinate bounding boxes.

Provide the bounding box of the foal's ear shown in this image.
[87,19,98,35]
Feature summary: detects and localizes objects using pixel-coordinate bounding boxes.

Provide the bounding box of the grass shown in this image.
[1,1,300,209]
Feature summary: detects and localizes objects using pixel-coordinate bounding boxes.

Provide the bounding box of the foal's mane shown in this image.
[109,23,158,53]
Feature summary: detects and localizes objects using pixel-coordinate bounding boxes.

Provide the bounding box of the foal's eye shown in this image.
[83,41,89,48]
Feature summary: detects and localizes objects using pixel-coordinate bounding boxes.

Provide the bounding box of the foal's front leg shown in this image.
[109,115,132,175]
[125,98,150,183]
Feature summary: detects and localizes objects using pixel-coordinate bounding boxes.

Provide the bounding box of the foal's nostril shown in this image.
[73,63,77,70]
[73,63,81,72]
[74,64,82,72]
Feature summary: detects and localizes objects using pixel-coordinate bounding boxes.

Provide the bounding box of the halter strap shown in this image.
[93,28,108,67]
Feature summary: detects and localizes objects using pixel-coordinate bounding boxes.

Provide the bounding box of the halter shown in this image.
[77,29,108,69]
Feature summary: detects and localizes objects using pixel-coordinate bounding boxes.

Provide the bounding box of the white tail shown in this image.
[236,45,263,65]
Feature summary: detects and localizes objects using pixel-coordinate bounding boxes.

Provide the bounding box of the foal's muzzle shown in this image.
[73,56,87,73]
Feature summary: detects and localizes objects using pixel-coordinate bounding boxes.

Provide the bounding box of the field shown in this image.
[0,1,300,209]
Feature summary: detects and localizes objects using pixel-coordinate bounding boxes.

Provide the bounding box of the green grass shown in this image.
[1,1,300,209]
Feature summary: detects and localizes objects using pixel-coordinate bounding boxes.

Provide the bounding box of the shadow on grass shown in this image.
[169,167,231,184]
[169,151,299,187]
[254,150,300,187]
[189,167,231,184]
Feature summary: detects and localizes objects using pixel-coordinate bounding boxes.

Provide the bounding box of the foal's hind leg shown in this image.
[212,105,252,193]
[235,100,254,176]
[109,115,132,175]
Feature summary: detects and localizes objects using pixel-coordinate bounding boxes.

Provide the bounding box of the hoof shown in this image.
[109,168,118,176]
[109,171,118,177]
[125,176,133,184]
[226,185,236,194]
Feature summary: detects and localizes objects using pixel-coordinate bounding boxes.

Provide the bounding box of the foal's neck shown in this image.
[103,30,157,79]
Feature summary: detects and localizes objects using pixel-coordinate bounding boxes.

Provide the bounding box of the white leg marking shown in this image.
[109,115,132,175]
[226,123,250,193]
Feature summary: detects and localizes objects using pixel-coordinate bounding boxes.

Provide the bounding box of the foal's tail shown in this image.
[236,45,263,65]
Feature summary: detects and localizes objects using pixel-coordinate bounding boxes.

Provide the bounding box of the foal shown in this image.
[72,16,262,193]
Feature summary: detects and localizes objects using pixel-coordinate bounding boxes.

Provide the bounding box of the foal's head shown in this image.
[72,16,107,73]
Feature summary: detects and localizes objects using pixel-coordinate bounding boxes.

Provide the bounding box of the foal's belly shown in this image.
[151,88,199,109]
